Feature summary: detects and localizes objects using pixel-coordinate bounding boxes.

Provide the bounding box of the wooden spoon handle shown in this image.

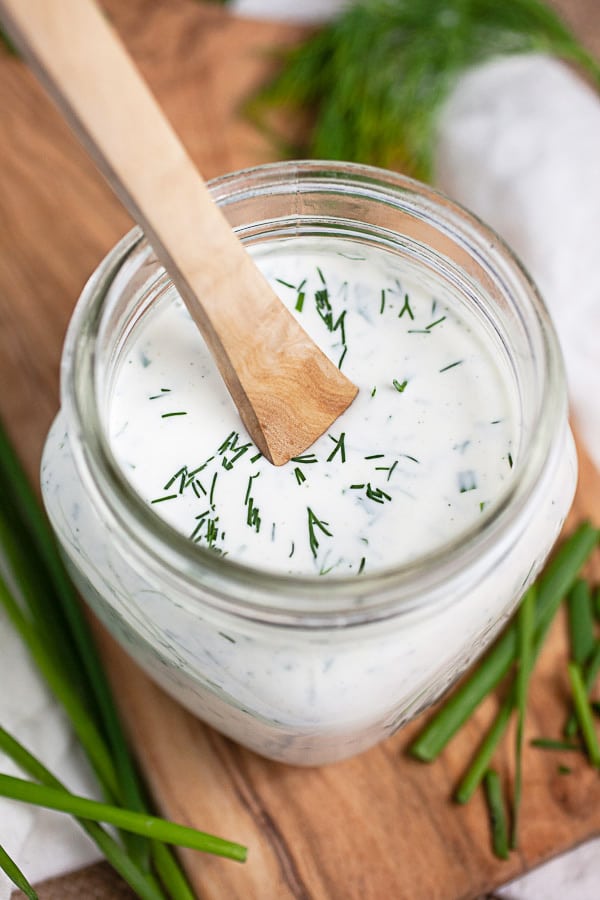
[0,0,357,465]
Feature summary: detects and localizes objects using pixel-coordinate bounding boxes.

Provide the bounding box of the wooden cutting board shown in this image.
[0,2,599,898]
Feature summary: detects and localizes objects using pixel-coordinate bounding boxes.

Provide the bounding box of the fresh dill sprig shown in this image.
[248,0,600,181]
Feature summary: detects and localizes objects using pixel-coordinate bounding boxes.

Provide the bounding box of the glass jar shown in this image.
[41,161,576,766]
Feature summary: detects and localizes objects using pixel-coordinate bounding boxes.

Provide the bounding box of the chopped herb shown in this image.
[326,432,346,463]
[307,507,332,558]
[150,494,178,504]
[365,453,385,460]
[217,431,237,454]
[244,473,260,505]
[209,472,218,507]
[350,483,365,490]
[218,632,236,644]
[568,662,600,767]
[371,386,377,397]
[250,452,262,464]
[365,483,392,504]
[163,467,187,491]
[316,266,326,285]
[291,453,318,464]
[289,542,295,558]
[338,346,348,369]
[294,467,306,485]
[386,460,398,482]
[161,412,187,419]
[358,557,366,575]
[149,388,171,400]
[275,277,296,290]
[379,289,386,314]
[398,293,414,320]
[439,360,463,373]
[401,454,420,464]
[407,329,431,335]
[507,453,514,469]
[392,379,408,393]
[426,316,446,329]
[295,291,305,312]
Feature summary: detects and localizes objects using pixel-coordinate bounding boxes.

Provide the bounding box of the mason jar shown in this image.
[41,161,576,766]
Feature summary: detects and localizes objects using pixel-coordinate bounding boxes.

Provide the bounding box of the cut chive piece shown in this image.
[392,379,408,393]
[426,316,446,330]
[512,586,536,848]
[398,293,414,319]
[568,662,600,767]
[484,770,509,860]
[326,432,346,463]
[0,774,247,862]
[454,692,513,804]
[439,360,463,373]
[379,289,385,314]
[161,411,187,418]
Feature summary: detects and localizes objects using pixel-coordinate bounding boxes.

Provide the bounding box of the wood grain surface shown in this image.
[0,2,598,898]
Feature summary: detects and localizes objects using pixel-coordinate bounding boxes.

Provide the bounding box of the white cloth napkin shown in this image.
[2,6,599,897]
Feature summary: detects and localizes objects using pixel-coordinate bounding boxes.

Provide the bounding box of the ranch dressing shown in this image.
[109,237,518,576]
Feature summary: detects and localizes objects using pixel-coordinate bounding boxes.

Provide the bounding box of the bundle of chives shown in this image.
[409,521,599,859]
[0,418,246,898]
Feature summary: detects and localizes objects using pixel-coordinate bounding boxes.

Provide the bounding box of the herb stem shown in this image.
[567,578,595,665]
[512,585,536,848]
[568,662,600,767]
[0,774,247,862]
[484,770,509,860]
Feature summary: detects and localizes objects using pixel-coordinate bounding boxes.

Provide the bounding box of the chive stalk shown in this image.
[567,579,595,666]
[0,774,247,862]
[568,662,600,767]
[0,843,38,900]
[454,692,513,804]
[512,585,536,848]
[484,770,509,860]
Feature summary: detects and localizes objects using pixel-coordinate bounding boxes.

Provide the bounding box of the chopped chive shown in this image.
[192,479,207,498]
[350,483,365,490]
[327,432,346,463]
[358,557,366,575]
[426,316,446,329]
[568,662,600,767]
[407,329,431,334]
[289,542,295,558]
[209,472,218,507]
[371,386,377,397]
[250,451,262,463]
[379,289,386,314]
[365,453,385,460]
[386,460,398,481]
[291,453,318,464]
[512,586,536,848]
[338,346,348,369]
[163,466,187,491]
[150,494,178,504]
[365,483,392,504]
[439,360,463,373]
[316,266,326,284]
[275,277,296,289]
[484,770,509,860]
[295,291,305,312]
[398,293,414,320]
[392,379,408,393]
[564,641,600,737]
[294,467,306,485]
[307,507,332,558]
[401,454,420,464]
[161,412,187,418]
[244,473,260,504]
[217,431,237,454]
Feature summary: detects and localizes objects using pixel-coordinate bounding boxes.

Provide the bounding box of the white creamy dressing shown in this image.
[109,238,518,575]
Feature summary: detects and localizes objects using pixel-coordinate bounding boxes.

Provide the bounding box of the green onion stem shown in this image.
[409,522,598,761]
[0,727,167,900]
[530,737,582,751]
[0,842,38,900]
[567,579,595,666]
[512,585,536,848]
[0,773,247,862]
[151,842,196,900]
[483,770,509,860]
[568,662,600,767]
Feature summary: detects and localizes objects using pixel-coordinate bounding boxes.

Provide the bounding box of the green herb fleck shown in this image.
[327,432,346,463]
[398,294,414,320]
[307,507,333,558]
[393,379,408,393]
[161,411,187,419]
[294,467,306,485]
[439,360,463,373]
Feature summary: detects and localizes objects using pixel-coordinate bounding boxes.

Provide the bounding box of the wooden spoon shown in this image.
[0,0,357,466]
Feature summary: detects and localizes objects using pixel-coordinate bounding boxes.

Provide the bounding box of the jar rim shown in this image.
[61,160,568,627]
